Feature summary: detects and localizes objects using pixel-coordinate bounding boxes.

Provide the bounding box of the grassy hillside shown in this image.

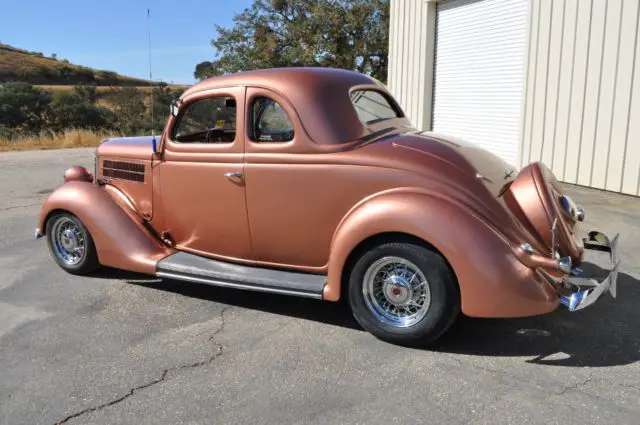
[0,44,191,151]
[0,43,156,86]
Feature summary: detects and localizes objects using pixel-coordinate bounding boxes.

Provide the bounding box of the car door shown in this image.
[243,87,351,271]
[155,86,253,261]
[243,87,415,271]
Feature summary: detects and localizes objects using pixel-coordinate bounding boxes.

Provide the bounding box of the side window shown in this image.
[173,96,236,143]
[251,96,294,142]
[350,90,401,125]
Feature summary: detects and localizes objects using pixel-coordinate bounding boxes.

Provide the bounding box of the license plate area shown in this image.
[559,232,619,311]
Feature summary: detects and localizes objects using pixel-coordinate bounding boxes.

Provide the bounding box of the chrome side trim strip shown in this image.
[156,271,324,300]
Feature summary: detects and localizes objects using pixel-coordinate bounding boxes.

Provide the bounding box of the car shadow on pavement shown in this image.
[106,261,639,368]
[129,277,363,331]
[433,262,640,368]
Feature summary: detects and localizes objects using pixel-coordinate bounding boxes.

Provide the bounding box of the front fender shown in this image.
[38,182,173,274]
[325,189,558,318]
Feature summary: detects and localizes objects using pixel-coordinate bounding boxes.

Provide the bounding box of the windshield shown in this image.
[173,96,236,143]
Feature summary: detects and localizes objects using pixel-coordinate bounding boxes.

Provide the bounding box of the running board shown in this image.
[156,252,326,299]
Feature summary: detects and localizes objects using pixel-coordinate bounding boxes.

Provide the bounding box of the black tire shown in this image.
[46,212,99,275]
[348,242,460,346]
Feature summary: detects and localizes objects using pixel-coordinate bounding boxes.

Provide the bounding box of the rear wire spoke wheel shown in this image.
[46,213,99,275]
[363,257,431,328]
[348,242,460,346]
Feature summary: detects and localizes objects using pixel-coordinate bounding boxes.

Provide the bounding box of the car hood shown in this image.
[96,136,156,160]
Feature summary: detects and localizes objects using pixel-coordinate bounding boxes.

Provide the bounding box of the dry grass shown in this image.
[0,129,114,152]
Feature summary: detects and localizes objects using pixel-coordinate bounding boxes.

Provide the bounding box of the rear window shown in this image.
[350,90,402,124]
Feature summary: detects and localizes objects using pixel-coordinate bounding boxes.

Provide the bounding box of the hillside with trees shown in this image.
[0,43,186,150]
[0,82,184,149]
[2,0,391,151]
[0,43,156,86]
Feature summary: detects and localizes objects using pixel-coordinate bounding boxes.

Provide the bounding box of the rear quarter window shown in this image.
[350,90,402,125]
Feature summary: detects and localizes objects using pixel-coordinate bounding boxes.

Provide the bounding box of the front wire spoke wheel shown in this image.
[45,213,99,275]
[51,216,87,266]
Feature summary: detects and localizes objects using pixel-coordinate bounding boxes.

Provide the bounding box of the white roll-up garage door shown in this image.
[432,0,528,165]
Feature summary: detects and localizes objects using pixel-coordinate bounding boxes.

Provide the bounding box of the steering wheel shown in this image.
[205,128,225,143]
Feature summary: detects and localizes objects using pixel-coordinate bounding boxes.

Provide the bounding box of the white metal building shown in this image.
[387,0,640,196]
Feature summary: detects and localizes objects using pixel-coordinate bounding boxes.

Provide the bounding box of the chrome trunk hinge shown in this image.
[550,217,558,258]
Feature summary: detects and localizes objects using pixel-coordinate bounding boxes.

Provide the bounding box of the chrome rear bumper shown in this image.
[559,231,619,312]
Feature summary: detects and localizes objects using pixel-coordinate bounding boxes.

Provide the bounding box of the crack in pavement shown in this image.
[464,361,638,399]
[53,370,169,425]
[616,382,640,391]
[554,376,593,396]
[0,203,40,212]
[54,307,230,425]
[455,361,639,396]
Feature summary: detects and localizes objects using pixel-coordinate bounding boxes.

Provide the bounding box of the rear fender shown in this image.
[325,189,558,317]
[38,182,173,274]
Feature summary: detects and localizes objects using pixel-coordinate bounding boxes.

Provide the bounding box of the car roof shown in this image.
[181,67,394,145]
[183,67,378,96]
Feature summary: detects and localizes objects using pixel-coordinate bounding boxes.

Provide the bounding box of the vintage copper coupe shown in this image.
[36,68,620,345]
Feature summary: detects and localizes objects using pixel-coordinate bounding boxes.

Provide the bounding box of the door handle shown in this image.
[224,171,243,179]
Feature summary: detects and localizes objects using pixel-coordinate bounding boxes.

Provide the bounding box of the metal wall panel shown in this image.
[522,0,640,195]
[387,0,436,130]
[389,0,640,195]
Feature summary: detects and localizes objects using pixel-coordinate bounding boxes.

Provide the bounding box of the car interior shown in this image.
[173,96,237,143]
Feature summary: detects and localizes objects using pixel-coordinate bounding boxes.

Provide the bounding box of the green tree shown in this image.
[196,0,389,82]
[59,65,73,82]
[98,70,119,85]
[194,61,219,80]
[111,87,147,134]
[74,84,98,104]
[47,91,115,132]
[0,82,51,134]
[150,83,185,133]
[75,67,96,84]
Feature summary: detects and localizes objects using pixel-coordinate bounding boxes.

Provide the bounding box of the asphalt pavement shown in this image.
[0,148,638,425]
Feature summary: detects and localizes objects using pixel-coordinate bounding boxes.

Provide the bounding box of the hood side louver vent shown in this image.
[102,160,145,183]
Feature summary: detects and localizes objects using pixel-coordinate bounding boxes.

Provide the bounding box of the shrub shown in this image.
[0,82,51,133]
[48,91,116,132]
[111,87,148,134]
[0,125,18,140]
[74,84,98,104]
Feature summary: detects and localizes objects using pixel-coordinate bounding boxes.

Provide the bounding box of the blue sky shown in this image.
[1,0,254,84]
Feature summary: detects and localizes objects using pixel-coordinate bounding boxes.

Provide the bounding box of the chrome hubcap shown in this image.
[52,217,85,266]
[60,229,78,251]
[384,275,412,305]
[363,256,431,328]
